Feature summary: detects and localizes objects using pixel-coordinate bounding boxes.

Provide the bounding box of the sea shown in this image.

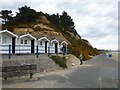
[111,50,120,54]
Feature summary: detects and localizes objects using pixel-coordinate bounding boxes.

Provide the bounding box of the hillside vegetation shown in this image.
[1,5,100,60]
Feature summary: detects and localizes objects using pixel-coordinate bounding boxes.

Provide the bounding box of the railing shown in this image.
[0,45,67,59]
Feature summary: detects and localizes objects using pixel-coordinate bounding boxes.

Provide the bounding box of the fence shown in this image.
[0,45,68,59]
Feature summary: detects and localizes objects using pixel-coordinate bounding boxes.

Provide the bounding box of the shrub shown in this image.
[50,55,67,69]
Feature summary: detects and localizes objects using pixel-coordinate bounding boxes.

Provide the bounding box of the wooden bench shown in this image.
[1,64,37,80]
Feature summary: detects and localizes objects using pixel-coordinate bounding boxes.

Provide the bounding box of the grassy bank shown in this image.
[50,55,67,69]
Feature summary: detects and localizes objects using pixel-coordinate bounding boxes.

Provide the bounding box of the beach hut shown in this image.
[17,34,36,54]
[60,41,68,54]
[0,30,18,54]
[38,36,50,53]
[50,39,59,54]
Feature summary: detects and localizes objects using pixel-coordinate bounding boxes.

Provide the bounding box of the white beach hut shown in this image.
[60,41,68,53]
[0,30,18,54]
[38,36,50,53]
[16,34,36,54]
[50,39,59,54]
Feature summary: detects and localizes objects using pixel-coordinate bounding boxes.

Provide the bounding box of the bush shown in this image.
[50,55,67,69]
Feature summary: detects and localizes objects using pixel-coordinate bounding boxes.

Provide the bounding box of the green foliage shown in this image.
[67,44,100,61]
[1,10,13,24]
[45,13,60,29]
[60,11,74,31]
[6,5,40,26]
[45,11,76,35]
[50,55,67,69]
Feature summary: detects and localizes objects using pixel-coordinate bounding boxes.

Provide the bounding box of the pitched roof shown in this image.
[20,34,36,40]
[38,36,50,42]
[0,29,18,37]
[51,39,59,43]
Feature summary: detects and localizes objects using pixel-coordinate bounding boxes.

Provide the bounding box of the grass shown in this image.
[50,55,67,69]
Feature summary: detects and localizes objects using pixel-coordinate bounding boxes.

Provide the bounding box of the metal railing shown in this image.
[0,45,67,59]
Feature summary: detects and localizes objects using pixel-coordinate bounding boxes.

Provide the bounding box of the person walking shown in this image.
[79,52,83,65]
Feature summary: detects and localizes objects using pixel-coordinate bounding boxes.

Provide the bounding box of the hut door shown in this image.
[45,42,47,53]
[12,37,15,54]
[31,40,34,53]
[55,43,58,54]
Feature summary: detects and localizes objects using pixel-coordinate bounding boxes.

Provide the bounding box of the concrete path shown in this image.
[2,54,119,88]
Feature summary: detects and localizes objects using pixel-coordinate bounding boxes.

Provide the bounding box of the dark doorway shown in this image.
[31,40,34,53]
[55,43,58,54]
[62,44,67,55]
[45,42,47,53]
[12,37,16,54]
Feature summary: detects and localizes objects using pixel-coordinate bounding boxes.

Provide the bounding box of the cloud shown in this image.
[29,2,62,14]
[88,35,118,50]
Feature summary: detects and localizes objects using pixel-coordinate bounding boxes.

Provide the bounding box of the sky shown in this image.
[0,0,119,50]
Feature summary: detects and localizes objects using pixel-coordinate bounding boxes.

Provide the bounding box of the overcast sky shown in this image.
[0,0,119,50]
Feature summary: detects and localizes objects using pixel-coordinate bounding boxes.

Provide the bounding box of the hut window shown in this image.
[40,42,42,46]
[51,43,53,46]
[49,43,52,46]
[62,43,66,46]
[24,40,27,44]
[21,39,23,44]
[3,37,6,44]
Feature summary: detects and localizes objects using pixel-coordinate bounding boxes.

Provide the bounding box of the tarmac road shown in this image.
[2,54,119,88]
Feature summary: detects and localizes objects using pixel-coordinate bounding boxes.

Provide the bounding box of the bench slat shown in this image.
[1,64,37,79]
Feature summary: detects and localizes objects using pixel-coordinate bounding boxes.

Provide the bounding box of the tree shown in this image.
[13,5,39,24]
[1,10,13,24]
[45,13,60,27]
[60,11,74,32]
[18,5,30,13]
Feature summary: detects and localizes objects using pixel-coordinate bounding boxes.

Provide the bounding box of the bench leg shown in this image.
[30,73,33,79]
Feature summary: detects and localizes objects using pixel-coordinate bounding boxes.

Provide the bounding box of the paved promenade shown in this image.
[2,54,119,88]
